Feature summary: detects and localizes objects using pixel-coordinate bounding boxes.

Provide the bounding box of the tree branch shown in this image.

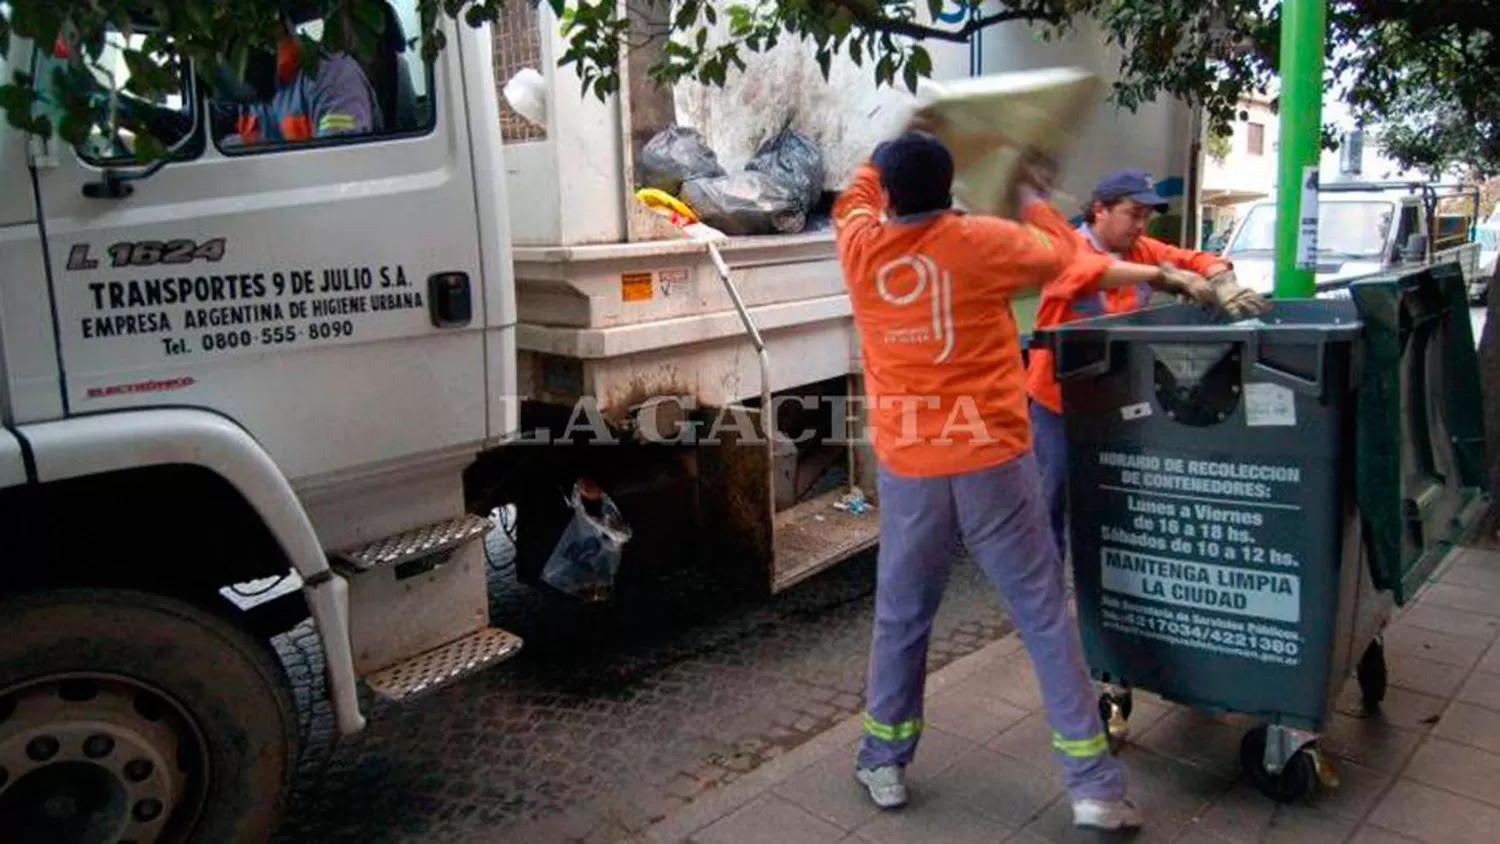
[825,1,1063,44]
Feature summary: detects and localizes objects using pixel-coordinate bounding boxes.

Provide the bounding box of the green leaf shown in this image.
[910,45,932,77]
[816,49,831,81]
[902,57,918,92]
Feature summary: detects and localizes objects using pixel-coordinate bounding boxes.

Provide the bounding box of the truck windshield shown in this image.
[1228,201,1395,260]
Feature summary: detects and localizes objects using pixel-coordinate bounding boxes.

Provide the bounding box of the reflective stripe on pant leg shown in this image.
[952,453,1126,802]
[856,465,958,771]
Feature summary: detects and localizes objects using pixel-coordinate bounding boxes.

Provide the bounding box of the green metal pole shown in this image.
[1273,0,1328,299]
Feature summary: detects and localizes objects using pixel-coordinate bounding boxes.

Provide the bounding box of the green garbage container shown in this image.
[1035,263,1488,804]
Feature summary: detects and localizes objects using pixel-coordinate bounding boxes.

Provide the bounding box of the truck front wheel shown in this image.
[0,589,298,844]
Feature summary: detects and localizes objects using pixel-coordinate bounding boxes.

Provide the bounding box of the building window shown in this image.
[1247,122,1266,156]
[1340,129,1365,176]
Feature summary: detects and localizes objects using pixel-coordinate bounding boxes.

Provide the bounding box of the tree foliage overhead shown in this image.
[0,1,1497,174]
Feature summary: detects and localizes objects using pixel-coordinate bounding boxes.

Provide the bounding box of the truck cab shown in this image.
[1223,182,1482,295]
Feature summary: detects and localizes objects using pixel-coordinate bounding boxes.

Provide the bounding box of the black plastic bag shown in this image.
[637,126,726,195]
[682,172,808,236]
[746,127,826,212]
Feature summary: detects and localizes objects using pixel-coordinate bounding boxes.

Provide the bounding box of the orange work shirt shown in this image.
[835,164,1112,478]
[1025,227,1228,413]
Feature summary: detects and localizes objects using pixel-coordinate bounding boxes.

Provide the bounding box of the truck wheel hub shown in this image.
[0,676,208,844]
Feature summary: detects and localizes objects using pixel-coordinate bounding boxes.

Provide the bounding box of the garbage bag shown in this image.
[637,126,726,195]
[682,172,807,236]
[746,127,826,212]
[912,67,1103,218]
[540,483,632,601]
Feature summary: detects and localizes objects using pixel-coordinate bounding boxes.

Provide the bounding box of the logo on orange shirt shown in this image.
[876,255,955,363]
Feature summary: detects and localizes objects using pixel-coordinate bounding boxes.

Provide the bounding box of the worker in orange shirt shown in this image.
[1027,170,1268,562]
[838,132,1229,832]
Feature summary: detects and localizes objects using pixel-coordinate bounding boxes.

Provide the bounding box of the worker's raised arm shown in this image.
[1140,237,1230,279]
[834,163,886,265]
[970,198,1112,295]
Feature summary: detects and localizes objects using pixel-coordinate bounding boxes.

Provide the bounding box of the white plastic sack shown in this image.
[912,67,1103,218]
[540,486,633,601]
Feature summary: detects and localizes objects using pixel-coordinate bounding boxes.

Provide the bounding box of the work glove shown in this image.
[1206,269,1273,320]
[1158,263,1218,307]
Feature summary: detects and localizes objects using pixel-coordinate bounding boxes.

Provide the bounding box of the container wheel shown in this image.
[1239,726,1319,804]
[1098,689,1133,751]
[0,589,298,843]
[1357,639,1387,715]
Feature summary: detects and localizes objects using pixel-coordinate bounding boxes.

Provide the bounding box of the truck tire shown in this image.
[0,589,298,844]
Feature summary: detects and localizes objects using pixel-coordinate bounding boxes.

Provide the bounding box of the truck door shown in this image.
[28,5,488,483]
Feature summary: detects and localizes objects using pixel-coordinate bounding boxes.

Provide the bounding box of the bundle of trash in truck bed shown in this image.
[634,124,829,238]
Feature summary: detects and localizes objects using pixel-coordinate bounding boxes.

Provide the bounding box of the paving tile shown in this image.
[1395,602,1500,643]
[924,688,1031,744]
[1417,583,1500,618]
[1457,670,1500,713]
[1258,806,1359,844]
[1170,828,1236,844]
[904,727,977,785]
[1135,709,1244,779]
[1320,712,1424,772]
[1387,653,1471,698]
[1308,756,1393,822]
[774,747,881,831]
[690,793,847,844]
[852,794,1016,844]
[1384,623,1491,669]
[1335,680,1448,732]
[933,746,1065,829]
[1482,641,1500,675]
[1433,701,1500,756]
[1405,737,1500,808]
[1016,795,1184,844]
[1366,779,1500,844]
[987,711,1054,765]
[958,652,1044,710]
[1016,748,1231,844]
[1441,557,1500,593]
[1346,827,1423,844]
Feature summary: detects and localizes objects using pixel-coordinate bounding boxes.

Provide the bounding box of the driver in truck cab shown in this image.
[218,34,379,147]
[1026,170,1270,565]
[98,26,378,150]
[834,129,1235,832]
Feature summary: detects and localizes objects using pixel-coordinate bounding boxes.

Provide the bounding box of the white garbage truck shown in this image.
[0,3,1196,840]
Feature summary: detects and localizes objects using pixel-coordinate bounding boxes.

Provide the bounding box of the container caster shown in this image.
[1357,639,1387,715]
[1240,725,1333,803]
[1098,687,1133,751]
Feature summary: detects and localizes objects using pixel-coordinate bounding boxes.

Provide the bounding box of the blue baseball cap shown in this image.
[872,131,954,216]
[1092,169,1169,212]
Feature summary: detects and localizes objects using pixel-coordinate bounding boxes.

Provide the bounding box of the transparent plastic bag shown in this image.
[746,127,825,213]
[637,126,726,195]
[540,483,633,601]
[681,172,807,236]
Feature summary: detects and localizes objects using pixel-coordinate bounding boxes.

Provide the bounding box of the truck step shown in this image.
[363,626,523,702]
[773,488,880,592]
[337,513,491,573]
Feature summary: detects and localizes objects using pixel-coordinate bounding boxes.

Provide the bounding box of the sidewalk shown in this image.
[643,545,1500,844]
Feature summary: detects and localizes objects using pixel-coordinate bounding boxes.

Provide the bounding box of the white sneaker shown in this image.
[1072,797,1144,831]
[854,765,908,809]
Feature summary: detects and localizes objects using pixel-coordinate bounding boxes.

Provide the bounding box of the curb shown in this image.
[641,627,1027,843]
